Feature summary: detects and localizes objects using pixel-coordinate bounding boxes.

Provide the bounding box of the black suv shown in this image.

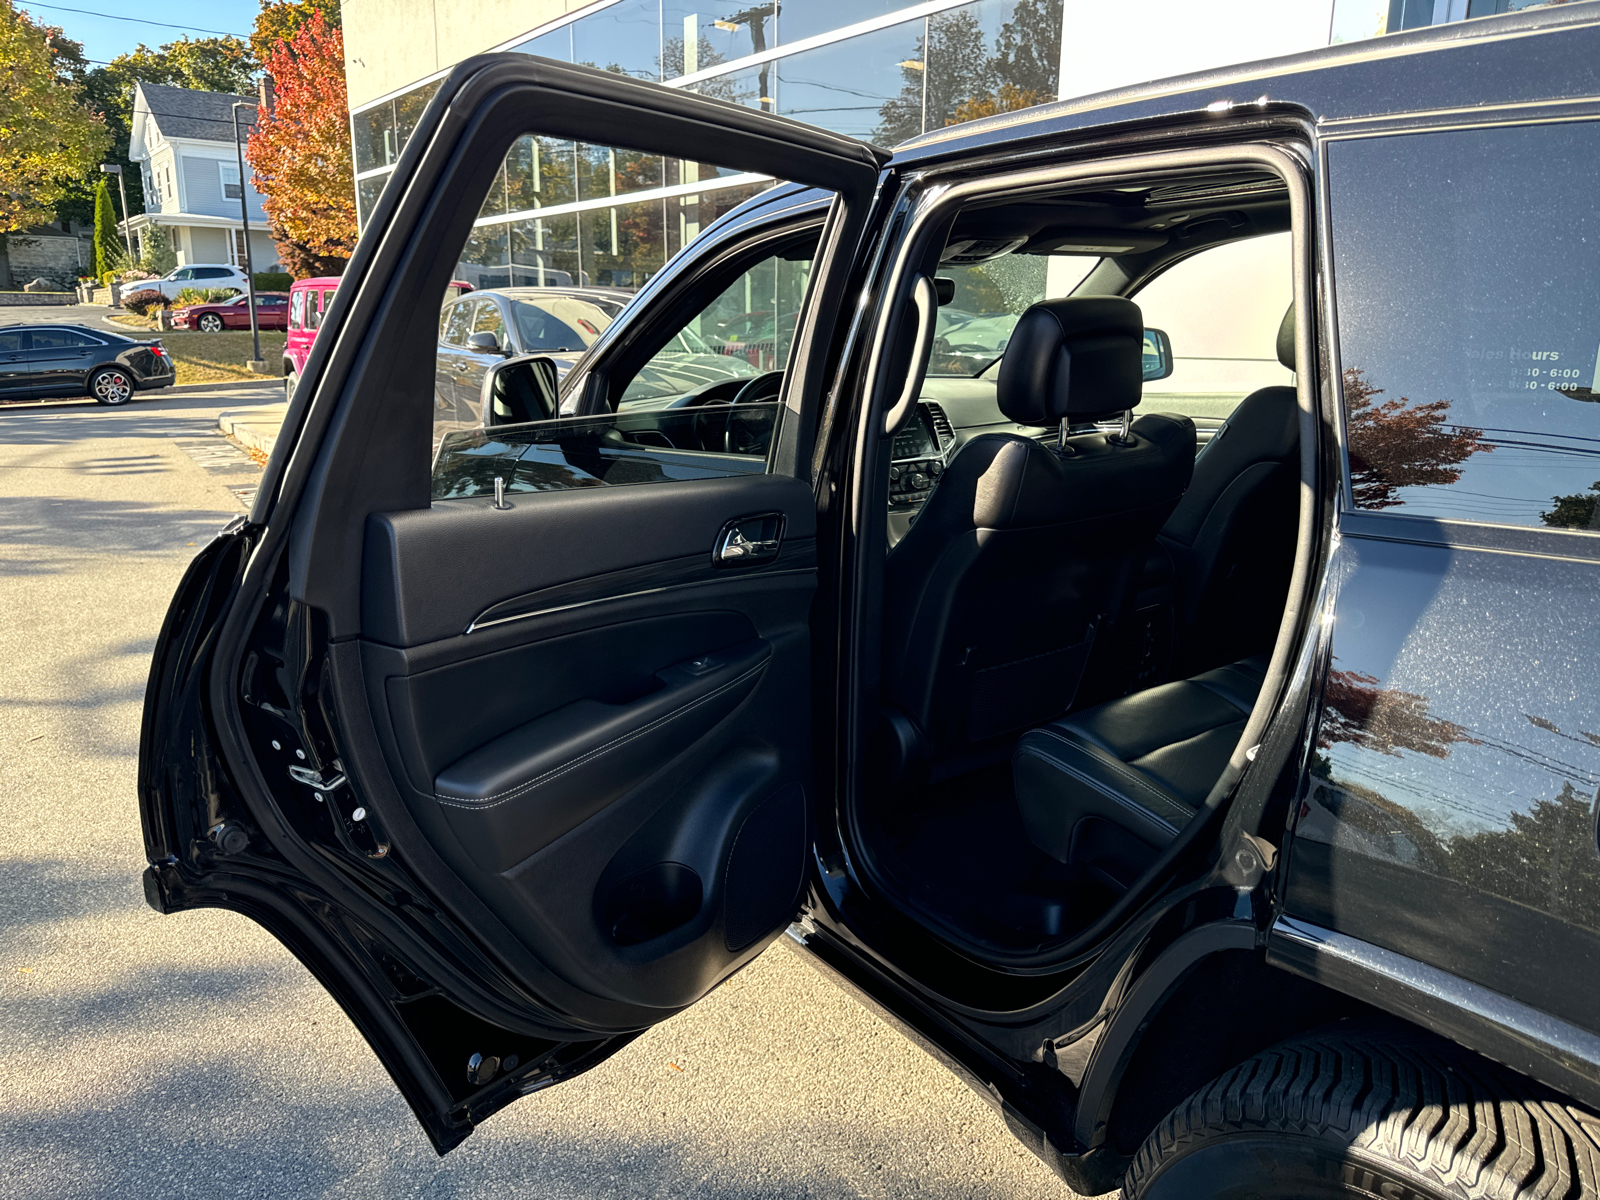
[140,8,1600,1196]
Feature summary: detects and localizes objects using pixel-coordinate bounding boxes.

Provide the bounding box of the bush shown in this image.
[175,286,240,305]
[99,270,116,288]
[253,271,293,292]
[137,225,177,276]
[121,288,166,316]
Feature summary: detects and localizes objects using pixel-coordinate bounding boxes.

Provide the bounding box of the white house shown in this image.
[126,82,280,271]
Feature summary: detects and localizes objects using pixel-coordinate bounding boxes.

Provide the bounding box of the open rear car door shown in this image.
[138,56,884,1151]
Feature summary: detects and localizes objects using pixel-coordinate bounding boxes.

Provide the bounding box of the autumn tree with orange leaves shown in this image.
[247,12,354,277]
[1343,366,1493,509]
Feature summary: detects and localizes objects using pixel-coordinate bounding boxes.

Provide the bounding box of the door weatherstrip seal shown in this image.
[1268,915,1600,1112]
[465,567,816,634]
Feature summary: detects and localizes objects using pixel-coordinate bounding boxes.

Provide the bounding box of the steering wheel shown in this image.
[724,369,784,455]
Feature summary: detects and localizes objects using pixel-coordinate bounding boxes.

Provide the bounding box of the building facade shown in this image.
[127,83,281,271]
[343,0,1549,290]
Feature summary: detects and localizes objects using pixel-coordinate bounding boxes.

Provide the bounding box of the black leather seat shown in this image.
[881,297,1195,781]
[1156,306,1300,676]
[1012,654,1266,865]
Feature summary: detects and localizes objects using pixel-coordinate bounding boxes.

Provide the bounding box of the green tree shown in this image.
[0,1,111,232]
[91,178,121,277]
[992,0,1061,100]
[138,223,177,274]
[251,0,341,64]
[1541,481,1600,530]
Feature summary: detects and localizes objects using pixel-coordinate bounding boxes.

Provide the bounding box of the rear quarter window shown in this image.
[1329,121,1600,531]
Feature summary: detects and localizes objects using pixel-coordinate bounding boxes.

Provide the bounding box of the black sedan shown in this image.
[0,323,174,405]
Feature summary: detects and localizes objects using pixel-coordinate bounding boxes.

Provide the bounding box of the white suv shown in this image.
[148,264,249,300]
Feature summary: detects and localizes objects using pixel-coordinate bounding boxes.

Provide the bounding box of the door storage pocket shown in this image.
[435,638,770,871]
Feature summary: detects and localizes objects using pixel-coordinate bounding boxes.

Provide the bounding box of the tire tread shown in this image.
[1124,1027,1600,1199]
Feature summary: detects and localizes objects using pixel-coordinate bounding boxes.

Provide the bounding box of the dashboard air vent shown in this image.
[924,402,956,451]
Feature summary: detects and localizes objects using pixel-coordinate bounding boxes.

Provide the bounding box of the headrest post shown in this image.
[1107,409,1134,447]
[1057,416,1071,456]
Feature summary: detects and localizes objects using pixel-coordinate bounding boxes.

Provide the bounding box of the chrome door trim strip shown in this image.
[465,566,816,633]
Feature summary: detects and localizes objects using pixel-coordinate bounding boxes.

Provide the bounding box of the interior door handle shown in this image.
[882,274,937,434]
[714,513,785,566]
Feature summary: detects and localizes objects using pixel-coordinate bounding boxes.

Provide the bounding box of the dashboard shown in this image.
[889,404,951,509]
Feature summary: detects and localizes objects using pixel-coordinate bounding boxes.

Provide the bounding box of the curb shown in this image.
[218,403,288,457]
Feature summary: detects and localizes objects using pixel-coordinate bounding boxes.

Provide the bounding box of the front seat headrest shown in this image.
[997,296,1144,426]
[1276,303,1296,371]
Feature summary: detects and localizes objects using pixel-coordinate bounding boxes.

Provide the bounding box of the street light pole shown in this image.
[99,163,133,259]
[231,101,263,369]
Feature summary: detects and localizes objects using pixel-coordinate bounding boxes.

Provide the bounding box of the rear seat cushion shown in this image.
[1012,656,1267,862]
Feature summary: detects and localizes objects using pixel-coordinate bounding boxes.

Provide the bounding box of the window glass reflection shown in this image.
[778,0,916,45]
[661,2,774,75]
[393,78,440,143]
[352,103,393,174]
[356,174,387,227]
[517,25,574,60]
[1329,123,1600,531]
[776,18,924,141]
[571,0,663,80]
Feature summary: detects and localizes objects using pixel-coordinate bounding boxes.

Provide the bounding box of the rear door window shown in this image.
[1132,232,1294,423]
[1329,121,1600,531]
[441,300,472,347]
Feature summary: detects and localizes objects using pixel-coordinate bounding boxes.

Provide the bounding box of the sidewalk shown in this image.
[218,401,290,457]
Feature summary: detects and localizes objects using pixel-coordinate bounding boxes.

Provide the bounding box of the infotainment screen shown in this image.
[891,407,936,460]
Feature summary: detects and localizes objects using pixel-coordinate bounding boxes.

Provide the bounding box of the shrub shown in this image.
[121,288,166,316]
[99,270,116,288]
[137,225,177,276]
[175,286,240,305]
[253,271,293,292]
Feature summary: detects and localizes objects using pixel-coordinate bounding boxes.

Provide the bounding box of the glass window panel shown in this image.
[478,158,510,219]
[778,0,917,45]
[1329,122,1600,531]
[393,78,441,145]
[570,0,663,81]
[661,2,775,75]
[442,299,473,346]
[431,405,774,501]
[356,173,388,228]
[575,143,666,202]
[773,18,925,142]
[685,59,775,112]
[351,102,394,174]
[620,245,812,404]
[582,196,668,289]
[929,252,1096,377]
[515,25,574,60]
[928,0,1061,131]
[1135,232,1294,421]
[460,224,512,289]
[471,298,507,340]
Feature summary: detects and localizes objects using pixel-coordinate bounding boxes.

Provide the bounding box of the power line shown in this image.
[22,2,248,38]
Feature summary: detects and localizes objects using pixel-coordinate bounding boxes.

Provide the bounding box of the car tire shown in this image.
[89,366,135,406]
[198,314,224,333]
[1124,1026,1600,1199]
[285,371,299,402]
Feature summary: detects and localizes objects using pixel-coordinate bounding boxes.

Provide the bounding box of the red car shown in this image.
[171,291,290,333]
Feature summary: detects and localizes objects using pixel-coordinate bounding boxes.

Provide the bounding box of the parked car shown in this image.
[170,292,289,333]
[282,276,343,399]
[432,286,645,433]
[145,263,249,300]
[0,323,172,405]
[141,10,1600,1197]
[287,277,480,400]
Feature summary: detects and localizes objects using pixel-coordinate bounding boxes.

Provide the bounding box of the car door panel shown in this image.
[354,470,818,1009]
[140,51,883,1150]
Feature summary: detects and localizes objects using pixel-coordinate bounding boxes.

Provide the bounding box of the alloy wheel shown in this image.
[91,368,133,405]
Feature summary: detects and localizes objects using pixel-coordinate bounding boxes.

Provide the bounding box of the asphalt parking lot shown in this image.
[0,386,1082,1199]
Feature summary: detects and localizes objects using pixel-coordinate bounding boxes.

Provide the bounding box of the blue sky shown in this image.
[21,1,264,65]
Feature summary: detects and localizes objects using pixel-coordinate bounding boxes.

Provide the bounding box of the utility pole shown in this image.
[99,163,133,258]
[232,100,264,372]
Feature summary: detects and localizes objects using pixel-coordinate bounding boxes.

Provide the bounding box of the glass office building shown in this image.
[349,0,1536,290]
[351,0,1063,289]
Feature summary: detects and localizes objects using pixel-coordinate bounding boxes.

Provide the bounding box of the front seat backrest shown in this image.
[1158,304,1300,676]
[881,296,1196,783]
